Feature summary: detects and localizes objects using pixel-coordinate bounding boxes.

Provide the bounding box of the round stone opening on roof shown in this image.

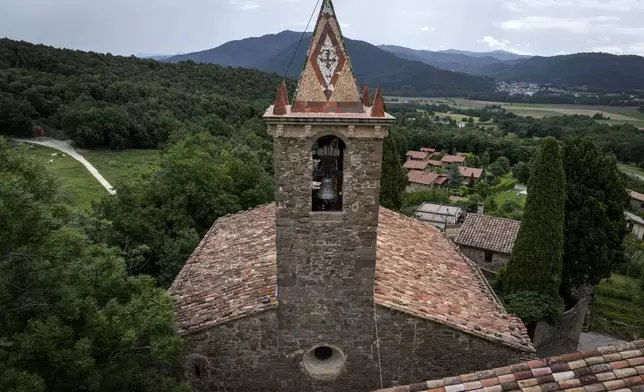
[302,344,346,380]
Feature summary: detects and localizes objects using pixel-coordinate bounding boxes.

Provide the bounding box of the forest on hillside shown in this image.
[0,38,295,149]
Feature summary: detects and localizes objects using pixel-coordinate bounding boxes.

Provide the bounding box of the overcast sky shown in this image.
[1,0,644,57]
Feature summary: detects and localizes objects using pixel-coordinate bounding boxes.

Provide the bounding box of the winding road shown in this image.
[11,137,116,195]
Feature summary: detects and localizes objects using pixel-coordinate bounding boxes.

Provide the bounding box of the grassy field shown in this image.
[589,274,644,340]
[81,149,160,185]
[22,145,107,211]
[494,189,526,207]
[619,163,644,178]
[399,97,644,128]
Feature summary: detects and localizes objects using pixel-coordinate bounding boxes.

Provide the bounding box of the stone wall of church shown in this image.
[181,307,534,392]
[374,306,533,389]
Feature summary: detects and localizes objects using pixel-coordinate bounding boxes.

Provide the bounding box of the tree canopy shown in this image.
[0,138,187,391]
[498,137,566,297]
[561,137,629,300]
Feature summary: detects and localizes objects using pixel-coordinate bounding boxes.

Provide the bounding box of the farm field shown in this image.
[390,96,644,128]
[20,145,107,211]
[619,163,644,179]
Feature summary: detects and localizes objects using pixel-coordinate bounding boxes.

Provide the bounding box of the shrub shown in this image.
[503,291,565,325]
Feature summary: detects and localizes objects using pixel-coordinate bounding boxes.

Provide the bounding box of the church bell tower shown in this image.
[264,0,395,389]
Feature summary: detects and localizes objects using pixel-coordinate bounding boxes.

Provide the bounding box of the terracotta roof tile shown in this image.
[442,155,467,164]
[407,151,430,160]
[404,160,430,170]
[421,147,437,153]
[408,170,440,185]
[170,205,534,353]
[459,167,485,179]
[375,340,644,392]
[455,214,521,254]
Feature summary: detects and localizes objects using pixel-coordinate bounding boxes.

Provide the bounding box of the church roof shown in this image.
[374,340,644,392]
[169,204,535,353]
[263,0,394,121]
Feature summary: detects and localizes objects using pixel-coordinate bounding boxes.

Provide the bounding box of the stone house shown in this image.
[630,190,644,214]
[168,2,535,391]
[403,159,430,171]
[626,211,644,240]
[455,214,521,277]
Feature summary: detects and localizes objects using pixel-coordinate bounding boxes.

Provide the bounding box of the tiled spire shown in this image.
[362,83,371,107]
[371,87,385,117]
[291,0,363,113]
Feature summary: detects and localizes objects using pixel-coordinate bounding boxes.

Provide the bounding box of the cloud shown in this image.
[421,26,434,32]
[499,16,620,34]
[230,0,259,10]
[516,0,644,11]
[478,35,533,55]
[478,35,510,49]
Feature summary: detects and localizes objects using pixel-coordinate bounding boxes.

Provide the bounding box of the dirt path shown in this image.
[12,137,116,195]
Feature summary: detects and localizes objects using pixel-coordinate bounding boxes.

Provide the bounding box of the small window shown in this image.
[484,250,494,263]
[193,362,202,379]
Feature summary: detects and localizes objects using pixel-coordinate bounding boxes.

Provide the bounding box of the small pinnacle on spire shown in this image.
[280,80,289,106]
[362,84,371,107]
[273,86,287,116]
[371,87,385,117]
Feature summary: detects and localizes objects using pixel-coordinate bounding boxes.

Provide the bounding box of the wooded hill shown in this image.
[167,30,644,91]
[0,38,295,149]
[166,31,495,96]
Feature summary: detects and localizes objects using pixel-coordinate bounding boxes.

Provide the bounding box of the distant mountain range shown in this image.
[164,30,644,92]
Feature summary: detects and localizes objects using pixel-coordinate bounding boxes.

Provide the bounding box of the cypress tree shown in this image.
[379,135,407,210]
[498,137,566,296]
[561,137,629,300]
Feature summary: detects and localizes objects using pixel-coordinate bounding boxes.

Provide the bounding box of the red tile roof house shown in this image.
[168,1,536,390]
[455,214,521,278]
[420,147,437,153]
[442,154,467,166]
[407,170,447,190]
[407,150,430,161]
[630,190,644,214]
[459,166,485,186]
[404,159,431,171]
[375,340,644,392]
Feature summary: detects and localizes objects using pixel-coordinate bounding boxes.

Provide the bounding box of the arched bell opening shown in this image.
[312,135,345,211]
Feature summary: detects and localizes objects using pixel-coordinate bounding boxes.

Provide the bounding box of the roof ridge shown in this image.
[466,213,521,224]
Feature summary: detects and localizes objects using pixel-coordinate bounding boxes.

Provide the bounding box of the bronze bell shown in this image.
[317,177,338,201]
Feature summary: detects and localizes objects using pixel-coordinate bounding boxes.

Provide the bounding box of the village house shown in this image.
[414,202,465,232]
[406,170,446,190]
[442,154,466,166]
[420,147,436,154]
[458,166,485,186]
[630,190,644,213]
[455,213,521,277]
[406,150,429,161]
[403,159,430,171]
[626,211,644,240]
[169,2,535,390]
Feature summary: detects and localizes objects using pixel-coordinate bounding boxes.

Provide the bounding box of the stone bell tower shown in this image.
[264,0,395,390]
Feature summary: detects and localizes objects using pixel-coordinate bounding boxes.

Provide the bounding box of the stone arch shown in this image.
[184,353,211,384]
[311,134,346,212]
[306,127,352,154]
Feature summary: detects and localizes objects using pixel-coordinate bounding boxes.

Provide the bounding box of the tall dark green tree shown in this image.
[561,137,629,300]
[0,138,188,392]
[498,137,566,296]
[379,135,407,210]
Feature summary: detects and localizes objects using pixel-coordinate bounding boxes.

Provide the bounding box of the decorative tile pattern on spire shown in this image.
[291,0,363,113]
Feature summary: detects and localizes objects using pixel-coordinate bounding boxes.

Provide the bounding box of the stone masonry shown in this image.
[270,123,387,391]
